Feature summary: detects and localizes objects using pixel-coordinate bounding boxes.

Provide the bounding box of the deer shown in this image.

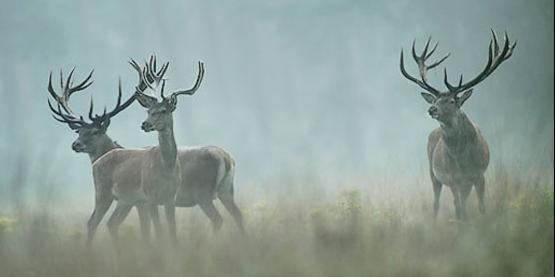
[400,30,516,220]
[47,58,168,244]
[133,60,245,237]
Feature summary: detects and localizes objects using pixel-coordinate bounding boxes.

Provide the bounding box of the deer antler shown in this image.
[401,30,516,96]
[87,54,169,124]
[443,30,517,95]
[164,61,204,101]
[130,54,169,94]
[132,55,170,107]
[47,69,94,129]
[400,37,450,96]
[48,57,162,129]
[132,56,204,108]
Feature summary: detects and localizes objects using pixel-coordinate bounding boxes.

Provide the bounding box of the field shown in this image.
[0,163,553,277]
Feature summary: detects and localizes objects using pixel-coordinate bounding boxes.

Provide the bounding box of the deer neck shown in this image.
[157,118,178,169]
[439,111,478,154]
[89,134,122,163]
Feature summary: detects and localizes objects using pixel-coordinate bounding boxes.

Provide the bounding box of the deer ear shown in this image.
[420,92,436,104]
[457,89,473,107]
[136,93,157,108]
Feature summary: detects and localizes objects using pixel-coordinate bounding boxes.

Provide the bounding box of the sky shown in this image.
[0,0,553,204]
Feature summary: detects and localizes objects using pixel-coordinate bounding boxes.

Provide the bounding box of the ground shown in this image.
[0,165,553,277]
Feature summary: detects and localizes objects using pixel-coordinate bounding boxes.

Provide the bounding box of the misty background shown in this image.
[0,0,553,210]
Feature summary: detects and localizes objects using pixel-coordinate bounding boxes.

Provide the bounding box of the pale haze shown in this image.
[0,0,553,206]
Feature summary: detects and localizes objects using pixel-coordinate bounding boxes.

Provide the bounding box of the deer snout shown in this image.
[72,141,84,152]
[141,121,154,132]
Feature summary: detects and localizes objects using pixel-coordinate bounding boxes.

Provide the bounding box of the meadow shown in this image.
[0,163,553,277]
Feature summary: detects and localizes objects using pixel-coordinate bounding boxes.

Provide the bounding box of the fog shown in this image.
[0,0,553,205]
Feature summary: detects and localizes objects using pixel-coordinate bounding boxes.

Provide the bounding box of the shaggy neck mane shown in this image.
[439,111,478,154]
[89,134,122,164]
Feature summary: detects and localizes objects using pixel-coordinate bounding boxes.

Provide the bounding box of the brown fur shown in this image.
[428,111,489,219]
[175,145,233,207]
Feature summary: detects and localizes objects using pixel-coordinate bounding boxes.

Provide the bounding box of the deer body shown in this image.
[92,148,144,204]
[87,143,236,242]
[428,112,489,219]
[429,112,490,183]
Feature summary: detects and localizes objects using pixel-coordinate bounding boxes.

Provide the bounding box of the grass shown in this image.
[0,165,553,277]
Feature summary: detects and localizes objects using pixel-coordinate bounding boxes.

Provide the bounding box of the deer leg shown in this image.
[219,192,245,235]
[164,205,177,243]
[87,192,113,246]
[459,185,472,220]
[149,204,163,239]
[199,200,223,233]
[431,174,442,220]
[475,175,486,215]
[449,186,462,220]
[136,203,152,243]
[107,202,133,241]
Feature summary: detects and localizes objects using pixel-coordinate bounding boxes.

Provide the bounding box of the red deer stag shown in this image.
[400,30,516,220]
[133,61,245,237]
[47,58,167,244]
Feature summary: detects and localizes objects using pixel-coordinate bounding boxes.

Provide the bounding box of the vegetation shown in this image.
[0,165,553,277]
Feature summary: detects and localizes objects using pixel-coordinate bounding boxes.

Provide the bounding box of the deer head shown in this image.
[135,59,204,132]
[48,57,163,153]
[400,30,516,124]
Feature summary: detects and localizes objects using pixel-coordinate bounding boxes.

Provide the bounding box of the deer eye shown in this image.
[450,98,456,104]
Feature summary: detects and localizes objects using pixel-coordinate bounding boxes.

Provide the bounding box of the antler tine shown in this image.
[62,68,94,98]
[443,68,463,92]
[425,41,439,60]
[130,58,151,93]
[492,29,500,55]
[48,72,70,113]
[142,66,157,92]
[169,61,205,98]
[400,38,447,96]
[48,99,74,122]
[149,55,155,72]
[53,101,84,129]
[428,52,450,70]
[129,59,142,76]
[103,77,137,119]
[446,30,516,94]
[88,97,95,121]
[143,61,155,84]
[160,79,167,99]
[157,62,169,81]
[148,56,169,85]
[421,37,432,58]
[53,107,79,125]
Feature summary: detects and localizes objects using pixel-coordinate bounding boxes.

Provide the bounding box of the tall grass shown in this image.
[0,164,553,277]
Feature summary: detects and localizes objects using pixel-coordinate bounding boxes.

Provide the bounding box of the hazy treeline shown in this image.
[0,0,553,229]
